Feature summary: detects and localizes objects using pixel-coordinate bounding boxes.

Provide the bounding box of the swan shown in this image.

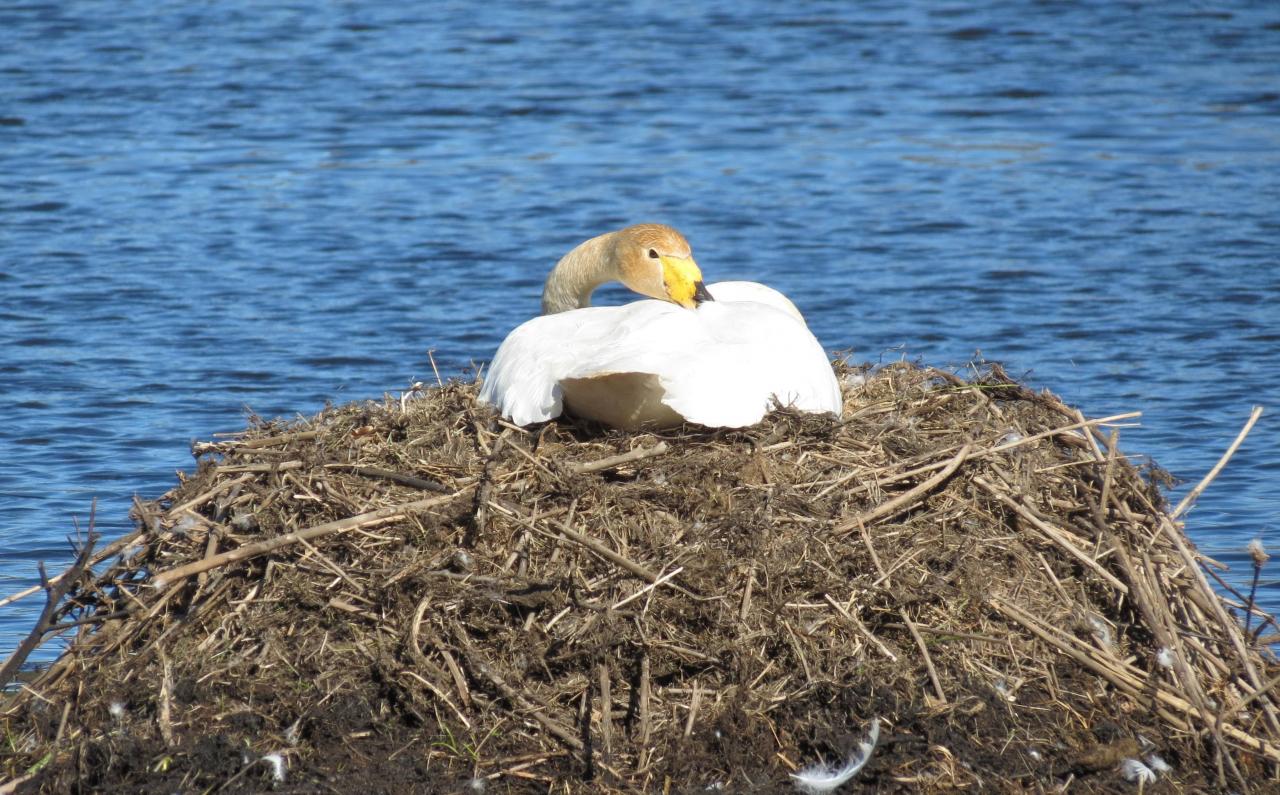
[477,223,841,429]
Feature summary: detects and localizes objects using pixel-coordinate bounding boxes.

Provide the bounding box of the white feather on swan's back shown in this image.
[478,281,840,429]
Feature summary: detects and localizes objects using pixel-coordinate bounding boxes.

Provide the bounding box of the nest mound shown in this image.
[3,363,1278,793]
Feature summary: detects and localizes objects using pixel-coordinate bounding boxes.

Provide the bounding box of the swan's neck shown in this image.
[541,231,619,314]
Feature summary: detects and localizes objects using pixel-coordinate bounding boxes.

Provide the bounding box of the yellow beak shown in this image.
[659,255,710,309]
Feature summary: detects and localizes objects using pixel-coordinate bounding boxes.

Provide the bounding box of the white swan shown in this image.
[477,224,841,429]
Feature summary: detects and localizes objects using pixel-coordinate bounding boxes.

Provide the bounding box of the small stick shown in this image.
[53,701,71,746]
[1173,406,1264,519]
[824,594,897,661]
[858,520,889,583]
[0,774,36,795]
[974,478,1129,594]
[739,566,755,621]
[611,567,684,610]
[639,652,652,747]
[815,411,1140,499]
[481,754,565,781]
[1101,517,1222,766]
[427,348,443,388]
[901,608,946,703]
[0,528,141,610]
[454,630,584,753]
[546,516,663,584]
[571,442,669,474]
[1231,669,1280,715]
[0,527,98,688]
[992,595,1280,761]
[193,520,222,597]
[46,608,131,632]
[297,536,365,593]
[167,473,255,517]
[404,598,456,683]
[466,429,510,547]
[1100,429,1120,511]
[1072,408,1108,461]
[151,489,472,589]
[327,597,383,624]
[217,461,303,474]
[683,681,701,738]
[328,465,450,493]
[880,623,1003,644]
[491,501,662,584]
[599,662,612,757]
[1149,505,1280,738]
[835,444,970,533]
[1245,539,1269,636]
[192,429,319,455]
[401,670,471,729]
[158,651,175,745]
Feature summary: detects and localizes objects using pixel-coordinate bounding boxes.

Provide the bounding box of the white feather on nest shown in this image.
[791,719,881,794]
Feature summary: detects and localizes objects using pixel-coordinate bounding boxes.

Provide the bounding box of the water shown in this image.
[2,1,1278,664]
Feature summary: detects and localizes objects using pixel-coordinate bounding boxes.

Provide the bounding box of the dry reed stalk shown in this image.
[151,489,472,589]
[974,477,1129,594]
[0,529,139,611]
[1173,406,1264,519]
[835,444,970,532]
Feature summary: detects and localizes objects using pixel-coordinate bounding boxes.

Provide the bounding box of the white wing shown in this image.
[477,282,841,429]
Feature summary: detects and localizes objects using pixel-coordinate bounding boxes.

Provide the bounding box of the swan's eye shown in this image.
[648,249,659,259]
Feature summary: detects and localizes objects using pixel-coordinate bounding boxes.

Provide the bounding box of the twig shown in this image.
[151,489,472,590]
[991,596,1280,762]
[974,477,1129,595]
[1149,504,1280,739]
[835,444,970,533]
[0,773,37,795]
[739,566,755,621]
[401,670,471,729]
[599,662,612,756]
[491,501,662,584]
[466,428,510,547]
[900,608,946,703]
[408,601,471,708]
[168,473,256,517]
[0,528,142,610]
[683,681,701,738]
[1173,406,1264,519]
[1100,428,1120,510]
[571,442,669,474]
[824,594,897,661]
[639,652,652,747]
[1096,514,1230,784]
[327,464,450,493]
[453,629,584,753]
[427,349,444,388]
[46,609,131,632]
[192,429,319,456]
[611,567,684,610]
[1231,670,1280,716]
[1246,540,1270,635]
[158,651,175,745]
[327,597,384,624]
[0,526,98,688]
[815,411,1139,500]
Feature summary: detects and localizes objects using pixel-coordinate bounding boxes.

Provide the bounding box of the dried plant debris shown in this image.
[3,362,1278,793]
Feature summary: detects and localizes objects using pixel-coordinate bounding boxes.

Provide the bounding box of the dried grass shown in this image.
[2,362,1277,793]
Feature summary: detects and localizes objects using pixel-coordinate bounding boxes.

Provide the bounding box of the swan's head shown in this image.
[613,224,714,309]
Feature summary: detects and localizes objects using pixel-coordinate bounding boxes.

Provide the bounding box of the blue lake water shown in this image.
[2,1,1278,664]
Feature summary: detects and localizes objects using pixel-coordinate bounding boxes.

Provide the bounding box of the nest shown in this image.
[2,362,1278,793]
